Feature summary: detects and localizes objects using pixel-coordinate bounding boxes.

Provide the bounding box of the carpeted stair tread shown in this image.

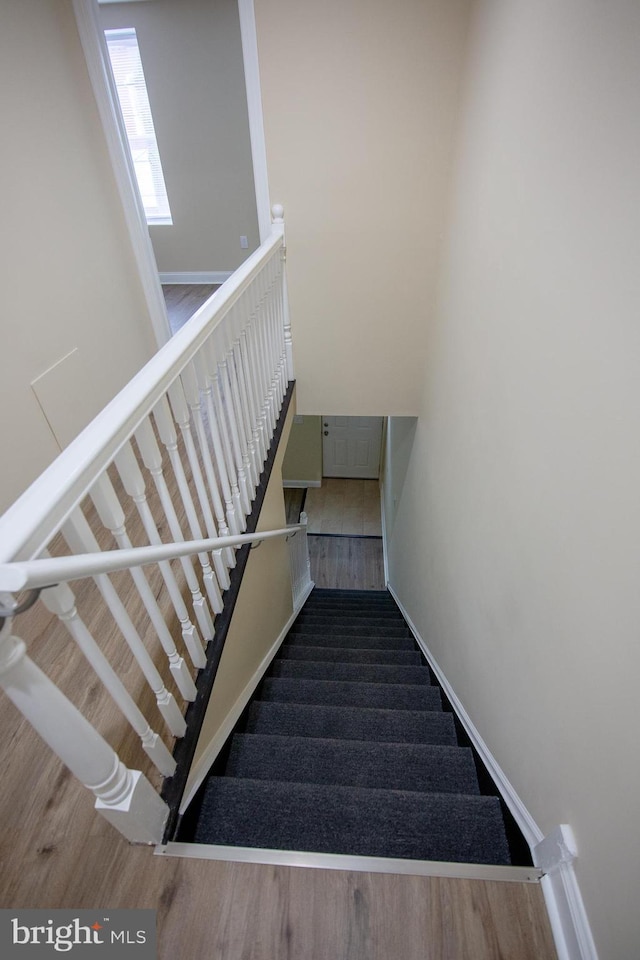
[246,701,458,745]
[303,603,400,617]
[189,587,515,868]
[291,621,410,638]
[260,677,442,710]
[194,777,511,865]
[270,659,431,685]
[296,608,404,622]
[286,632,417,651]
[225,734,480,795]
[311,589,391,600]
[279,644,422,666]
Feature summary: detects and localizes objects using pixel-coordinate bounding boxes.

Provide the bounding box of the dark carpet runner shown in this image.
[190,588,512,865]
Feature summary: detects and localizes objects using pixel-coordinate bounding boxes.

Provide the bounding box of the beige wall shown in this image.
[282,415,322,486]
[187,395,296,797]
[386,2,640,957]
[0,0,155,514]
[255,0,471,415]
[100,0,259,273]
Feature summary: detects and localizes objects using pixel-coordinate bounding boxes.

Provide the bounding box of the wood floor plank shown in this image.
[308,534,385,590]
[162,284,220,334]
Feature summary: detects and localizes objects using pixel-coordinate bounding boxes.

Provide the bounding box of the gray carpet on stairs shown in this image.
[191,587,512,865]
[246,700,458,744]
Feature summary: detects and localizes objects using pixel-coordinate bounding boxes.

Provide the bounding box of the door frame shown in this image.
[322,416,384,479]
[72,0,272,347]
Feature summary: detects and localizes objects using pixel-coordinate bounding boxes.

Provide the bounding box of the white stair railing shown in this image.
[0,208,312,844]
[288,511,313,611]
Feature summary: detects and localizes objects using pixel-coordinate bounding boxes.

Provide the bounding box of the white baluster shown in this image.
[153,397,224,613]
[254,269,277,437]
[287,513,312,610]
[219,307,257,495]
[212,326,252,516]
[263,255,280,417]
[63,510,187,739]
[135,418,215,642]
[0,613,169,844]
[271,256,288,404]
[180,363,236,571]
[231,333,261,488]
[90,474,200,695]
[243,274,271,460]
[205,350,246,531]
[114,442,206,670]
[193,353,241,536]
[272,203,294,381]
[224,300,260,484]
[239,324,267,468]
[41,581,176,776]
[167,378,231,592]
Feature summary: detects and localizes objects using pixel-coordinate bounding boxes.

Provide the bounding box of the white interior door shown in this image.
[322,417,384,478]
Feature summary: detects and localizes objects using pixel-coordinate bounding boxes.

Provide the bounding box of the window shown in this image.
[104,28,172,225]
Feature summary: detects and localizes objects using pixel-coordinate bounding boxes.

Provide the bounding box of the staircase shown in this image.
[189,588,512,865]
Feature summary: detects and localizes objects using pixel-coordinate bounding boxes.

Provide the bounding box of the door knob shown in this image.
[323,431,329,436]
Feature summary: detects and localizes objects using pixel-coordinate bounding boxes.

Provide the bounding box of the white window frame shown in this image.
[104,27,172,226]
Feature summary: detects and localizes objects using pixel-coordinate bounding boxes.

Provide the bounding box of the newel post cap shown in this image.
[271,203,284,223]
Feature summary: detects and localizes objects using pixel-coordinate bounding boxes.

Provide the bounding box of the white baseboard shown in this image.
[379,480,390,586]
[282,479,322,488]
[159,271,233,285]
[387,584,598,960]
[535,827,599,960]
[179,585,313,815]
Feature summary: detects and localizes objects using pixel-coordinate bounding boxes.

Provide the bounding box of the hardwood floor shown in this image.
[283,487,306,525]
[308,534,385,590]
[162,284,221,335]
[305,478,382,536]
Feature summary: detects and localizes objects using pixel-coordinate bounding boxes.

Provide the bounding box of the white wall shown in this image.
[381,417,418,542]
[100,0,259,273]
[0,0,155,514]
[255,0,471,415]
[386,2,640,957]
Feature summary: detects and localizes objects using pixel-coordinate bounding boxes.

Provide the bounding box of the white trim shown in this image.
[379,479,390,586]
[388,585,598,960]
[156,841,542,883]
[158,272,232,285]
[237,0,272,243]
[179,589,312,814]
[72,0,171,348]
[282,480,322,489]
[534,828,599,960]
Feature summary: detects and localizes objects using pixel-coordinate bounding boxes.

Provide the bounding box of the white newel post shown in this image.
[271,204,294,382]
[0,609,169,844]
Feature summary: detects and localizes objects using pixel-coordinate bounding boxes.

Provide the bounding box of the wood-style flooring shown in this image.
[305,478,382,536]
[308,534,385,590]
[162,284,221,335]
